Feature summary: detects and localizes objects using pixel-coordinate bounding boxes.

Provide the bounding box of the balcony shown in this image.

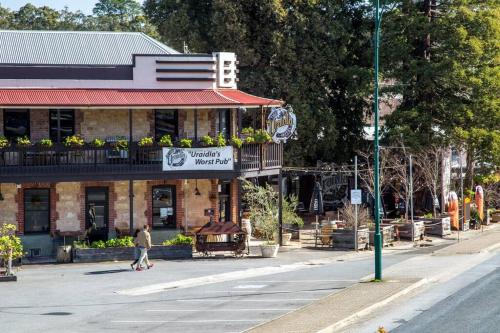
[0,143,282,182]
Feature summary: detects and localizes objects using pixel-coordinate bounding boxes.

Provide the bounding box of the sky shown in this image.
[1,1,98,14]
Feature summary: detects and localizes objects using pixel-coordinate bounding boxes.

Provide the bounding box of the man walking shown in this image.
[136,224,153,271]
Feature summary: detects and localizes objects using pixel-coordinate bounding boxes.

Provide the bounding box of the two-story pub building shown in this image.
[0,31,283,257]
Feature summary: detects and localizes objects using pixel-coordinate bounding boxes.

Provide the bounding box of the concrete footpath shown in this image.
[246,226,500,333]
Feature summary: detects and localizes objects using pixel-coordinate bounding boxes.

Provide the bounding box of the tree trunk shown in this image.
[465,146,475,191]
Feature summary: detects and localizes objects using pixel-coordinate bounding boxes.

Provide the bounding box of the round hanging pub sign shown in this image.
[266,106,297,143]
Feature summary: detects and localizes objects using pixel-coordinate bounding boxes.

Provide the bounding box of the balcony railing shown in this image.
[0,143,282,181]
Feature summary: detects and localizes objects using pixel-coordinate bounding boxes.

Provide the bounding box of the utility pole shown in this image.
[354,155,358,252]
[373,0,382,280]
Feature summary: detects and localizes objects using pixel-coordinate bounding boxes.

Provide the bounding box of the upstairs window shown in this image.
[3,109,30,141]
[50,109,75,143]
[155,110,178,141]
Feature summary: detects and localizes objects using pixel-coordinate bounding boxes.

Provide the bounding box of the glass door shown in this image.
[85,187,109,242]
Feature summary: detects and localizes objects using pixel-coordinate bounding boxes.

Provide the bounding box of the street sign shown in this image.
[350,189,362,205]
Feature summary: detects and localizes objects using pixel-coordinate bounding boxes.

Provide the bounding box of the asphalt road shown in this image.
[0,248,417,333]
[393,264,500,333]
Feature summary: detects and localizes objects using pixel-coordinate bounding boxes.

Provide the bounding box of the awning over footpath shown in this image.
[0,89,282,108]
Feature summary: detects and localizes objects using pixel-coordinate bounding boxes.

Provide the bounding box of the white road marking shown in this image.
[234,284,267,289]
[175,298,318,302]
[111,320,261,324]
[243,279,357,283]
[146,308,294,312]
[200,289,334,294]
[116,255,361,296]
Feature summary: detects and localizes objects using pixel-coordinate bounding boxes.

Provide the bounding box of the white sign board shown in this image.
[162,147,234,171]
[350,189,362,205]
[267,106,297,143]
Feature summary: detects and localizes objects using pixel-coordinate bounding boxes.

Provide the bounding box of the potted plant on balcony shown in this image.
[158,134,173,147]
[112,139,128,151]
[0,136,10,150]
[215,133,226,147]
[253,129,272,144]
[180,138,192,148]
[38,138,53,148]
[64,135,84,148]
[16,136,31,147]
[0,224,23,282]
[138,136,154,147]
[230,135,243,149]
[89,138,105,148]
[241,127,255,140]
[200,135,214,147]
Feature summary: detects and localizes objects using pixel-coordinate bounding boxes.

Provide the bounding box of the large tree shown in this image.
[144,0,373,166]
[381,0,500,188]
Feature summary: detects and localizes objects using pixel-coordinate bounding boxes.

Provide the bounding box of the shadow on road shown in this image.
[84,269,131,275]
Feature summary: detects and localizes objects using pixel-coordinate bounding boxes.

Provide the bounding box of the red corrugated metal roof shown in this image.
[0,89,282,107]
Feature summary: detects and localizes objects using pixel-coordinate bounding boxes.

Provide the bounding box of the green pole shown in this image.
[373,0,382,280]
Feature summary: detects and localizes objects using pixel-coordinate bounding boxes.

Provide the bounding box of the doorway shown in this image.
[85,187,109,243]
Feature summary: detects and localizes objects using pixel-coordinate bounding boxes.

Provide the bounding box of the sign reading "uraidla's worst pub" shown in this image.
[162,147,234,171]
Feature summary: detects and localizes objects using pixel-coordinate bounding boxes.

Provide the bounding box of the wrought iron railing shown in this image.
[0,143,282,180]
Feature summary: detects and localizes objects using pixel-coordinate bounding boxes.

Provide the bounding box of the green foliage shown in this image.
[73,240,89,249]
[158,134,173,147]
[0,136,9,149]
[162,234,193,246]
[90,240,106,249]
[105,236,134,248]
[64,135,84,147]
[16,136,31,147]
[180,138,192,148]
[253,129,272,144]
[138,136,154,147]
[230,135,243,149]
[90,138,105,148]
[143,0,373,166]
[245,136,255,144]
[423,213,433,219]
[241,179,303,243]
[200,135,214,146]
[39,138,53,148]
[0,1,158,36]
[113,139,129,151]
[215,132,226,147]
[0,224,23,275]
[241,127,255,136]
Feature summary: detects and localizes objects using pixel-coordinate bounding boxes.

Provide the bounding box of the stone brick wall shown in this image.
[230,179,239,224]
[184,179,214,228]
[55,182,81,232]
[30,109,50,141]
[0,183,18,227]
[133,181,148,228]
[80,109,151,141]
[182,109,212,138]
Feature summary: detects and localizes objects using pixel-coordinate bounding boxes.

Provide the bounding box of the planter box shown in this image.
[331,228,369,250]
[0,275,17,282]
[491,210,500,223]
[72,245,192,263]
[369,224,395,247]
[460,219,470,231]
[417,217,451,237]
[383,220,425,240]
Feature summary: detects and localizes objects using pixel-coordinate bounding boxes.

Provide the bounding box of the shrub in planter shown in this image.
[138,137,154,147]
[215,133,226,147]
[230,135,243,149]
[162,234,193,246]
[38,138,53,148]
[16,136,31,147]
[112,139,128,151]
[200,135,214,147]
[64,135,84,148]
[90,138,105,148]
[253,129,272,144]
[90,240,106,248]
[241,127,255,137]
[245,136,256,144]
[0,224,23,277]
[0,136,9,149]
[105,236,134,248]
[180,138,192,148]
[158,134,173,147]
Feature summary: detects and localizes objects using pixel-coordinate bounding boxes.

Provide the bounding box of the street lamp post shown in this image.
[373,0,382,280]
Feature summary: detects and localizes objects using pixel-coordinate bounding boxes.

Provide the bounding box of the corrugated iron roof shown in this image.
[0,89,283,107]
[0,30,178,65]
